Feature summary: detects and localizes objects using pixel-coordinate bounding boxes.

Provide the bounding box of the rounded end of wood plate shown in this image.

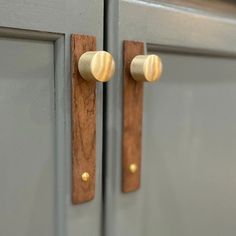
[78,51,115,82]
[130,54,163,82]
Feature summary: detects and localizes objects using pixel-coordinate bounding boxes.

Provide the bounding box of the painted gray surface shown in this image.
[104,0,236,235]
[0,0,103,45]
[120,0,236,55]
[142,53,236,236]
[0,0,104,235]
[143,0,236,19]
[103,0,122,235]
[0,38,55,236]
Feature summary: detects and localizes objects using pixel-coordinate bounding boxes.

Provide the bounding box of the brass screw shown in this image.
[81,172,90,182]
[129,164,138,174]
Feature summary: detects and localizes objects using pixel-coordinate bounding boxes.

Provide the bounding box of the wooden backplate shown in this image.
[122,41,144,192]
[71,34,96,204]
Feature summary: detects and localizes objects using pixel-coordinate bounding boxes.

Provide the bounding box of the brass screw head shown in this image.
[129,164,138,174]
[81,172,90,182]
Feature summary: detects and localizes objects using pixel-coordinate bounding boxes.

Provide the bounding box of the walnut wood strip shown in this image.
[122,41,144,193]
[71,34,96,204]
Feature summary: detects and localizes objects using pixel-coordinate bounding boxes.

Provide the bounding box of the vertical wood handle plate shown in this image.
[71,34,96,204]
[122,41,144,192]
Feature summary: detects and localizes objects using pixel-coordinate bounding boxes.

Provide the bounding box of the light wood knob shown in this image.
[78,51,115,82]
[130,54,163,82]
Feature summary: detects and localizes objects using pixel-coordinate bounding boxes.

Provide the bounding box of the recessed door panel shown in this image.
[0,38,54,236]
[142,52,236,236]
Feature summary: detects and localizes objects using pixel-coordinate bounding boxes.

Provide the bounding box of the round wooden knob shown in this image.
[78,51,115,82]
[130,54,163,82]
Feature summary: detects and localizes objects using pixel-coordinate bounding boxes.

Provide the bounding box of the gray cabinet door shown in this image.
[0,1,104,236]
[104,1,236,236]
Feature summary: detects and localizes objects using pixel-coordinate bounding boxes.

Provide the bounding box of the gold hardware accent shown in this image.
[78,51,115,82]
[81,172,90,182]
[129,164,138,174]
[130,54,162,82]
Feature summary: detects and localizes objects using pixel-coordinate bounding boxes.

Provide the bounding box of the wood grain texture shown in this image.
[71,34,96,204]
[122,41,144,193]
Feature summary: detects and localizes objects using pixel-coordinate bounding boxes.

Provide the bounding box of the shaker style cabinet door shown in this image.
[0,1,104,236]
[104,1,236,236]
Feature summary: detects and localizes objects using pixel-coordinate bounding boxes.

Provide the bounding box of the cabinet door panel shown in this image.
[0,0,104,235]
[0,37,55,236]
[142,52,236,236]
[104,1,236,235]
